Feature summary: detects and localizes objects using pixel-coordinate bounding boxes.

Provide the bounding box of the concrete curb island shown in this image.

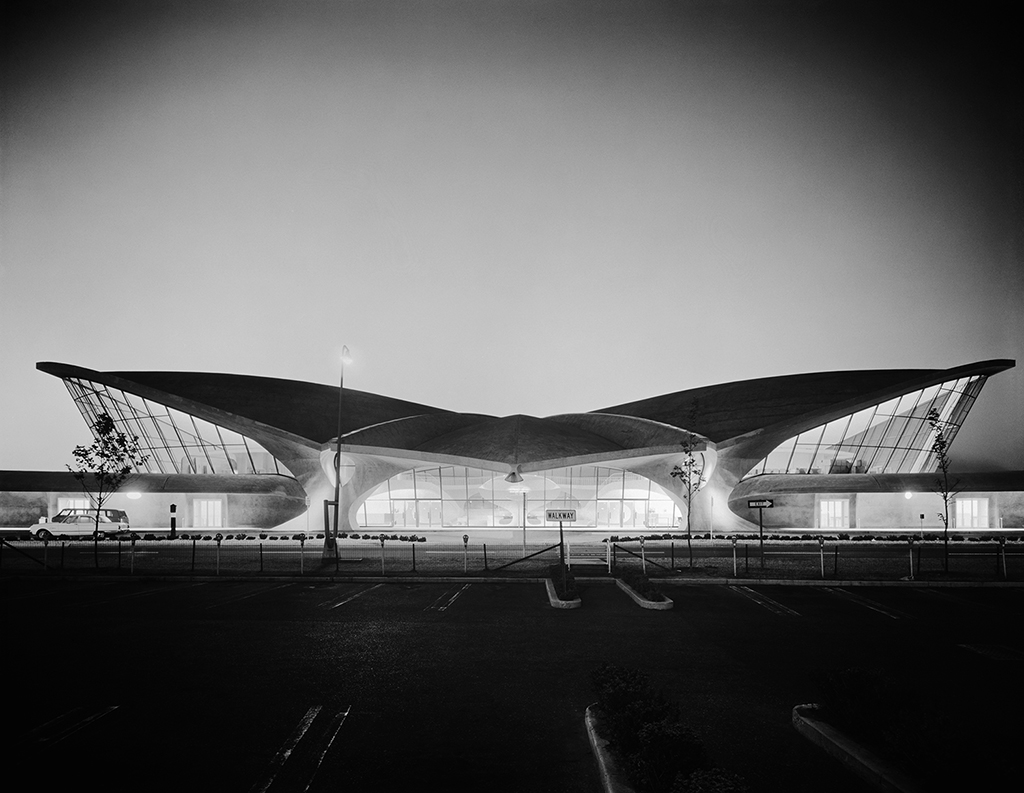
[792,704,927,793]
[545,577,582,608]
[585,705,636,793]
[614,578,674,609]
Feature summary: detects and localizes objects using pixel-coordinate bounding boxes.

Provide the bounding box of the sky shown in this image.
[2,0,1021,473]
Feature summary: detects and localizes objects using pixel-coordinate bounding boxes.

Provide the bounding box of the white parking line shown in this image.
[26,705,119,745]
[249,706,322,793]
[205,583,294,609]
[426,584,471,611]
[302,706,351,792]
[818,587,909,619]
[728,585,801,616]
[327,583,383,609]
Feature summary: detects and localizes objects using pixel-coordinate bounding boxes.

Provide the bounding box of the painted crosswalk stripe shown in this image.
[728,585,801,616]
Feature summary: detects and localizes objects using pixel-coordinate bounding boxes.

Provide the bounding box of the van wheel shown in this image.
[36,529,53,541]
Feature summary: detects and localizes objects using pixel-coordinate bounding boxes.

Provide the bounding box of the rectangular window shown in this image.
[193,499,223,528]
[58,498,91,512]
[955,498,988,529]
[819,499,849,529]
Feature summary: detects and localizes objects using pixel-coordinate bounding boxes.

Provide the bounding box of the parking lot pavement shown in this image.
[5,579,1022,791]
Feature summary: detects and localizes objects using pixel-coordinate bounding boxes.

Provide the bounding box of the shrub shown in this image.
[259,533,268,540]
[620,569,665,601]
[143,533,157,541]
[547,563,578,600]
[591,665,710,793]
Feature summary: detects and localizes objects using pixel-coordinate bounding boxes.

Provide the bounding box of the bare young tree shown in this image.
[68,412,148,567]
[926,407,961,573]
[670,434,707,568]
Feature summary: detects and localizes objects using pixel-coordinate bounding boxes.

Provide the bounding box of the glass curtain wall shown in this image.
[63,378,293,478]
[357,465,681,530]
[743,376,986,479]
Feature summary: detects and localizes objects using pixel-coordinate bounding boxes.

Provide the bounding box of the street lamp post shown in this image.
[509,484,529,556]
[327,345,351,560]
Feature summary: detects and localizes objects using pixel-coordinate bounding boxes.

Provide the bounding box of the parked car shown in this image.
[29,508,130,540]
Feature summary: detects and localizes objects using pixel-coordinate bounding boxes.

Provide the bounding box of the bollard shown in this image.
[259,542,264,573]
[999,538,1007,579]
[833,546,839,577]
[191,538,197,573]
[463,534,469,574]
[483,543,488,571]
[640,536,646,575]
[907,538,915,580]
[732,537,738,577]
[745,543,749,575]
[411,541,416,573]
[300,534,306,575]
[60,540,65,570]
[671,541,675,569]
[44,538,49,570]
[130,535,136,575]
[819,536,825,579]
[215,533,223,575]
[379,534,386,575]
[117,539,122,570]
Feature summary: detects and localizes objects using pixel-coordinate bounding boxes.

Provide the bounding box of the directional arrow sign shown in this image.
[546,509,577,522]
[748,499,774,509]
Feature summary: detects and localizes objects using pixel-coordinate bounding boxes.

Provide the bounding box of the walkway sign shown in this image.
[748,499,774,509]
[546,509,577,522]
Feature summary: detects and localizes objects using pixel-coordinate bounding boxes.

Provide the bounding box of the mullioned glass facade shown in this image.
[64,378,293,478]
[356,464,682,530]
[742,376,985,479]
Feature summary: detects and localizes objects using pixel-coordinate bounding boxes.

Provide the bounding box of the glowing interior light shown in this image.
[904,491,913,499]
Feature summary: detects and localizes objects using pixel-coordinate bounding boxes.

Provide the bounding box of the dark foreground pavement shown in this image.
[3,578,1021,792]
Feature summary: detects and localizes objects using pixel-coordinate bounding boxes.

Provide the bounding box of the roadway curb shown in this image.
[614,578,673,609]
[1,572,1022,587]
[792,704,927,793]
[545,577,582,608]
[585,705,636,793]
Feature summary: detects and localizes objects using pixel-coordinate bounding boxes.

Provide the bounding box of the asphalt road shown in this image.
[3,578,1022,792]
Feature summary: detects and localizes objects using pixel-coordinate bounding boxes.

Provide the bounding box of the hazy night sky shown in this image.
[2,1,1021,472]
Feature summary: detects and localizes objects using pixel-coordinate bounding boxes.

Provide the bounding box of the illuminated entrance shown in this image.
[355,464,681,530]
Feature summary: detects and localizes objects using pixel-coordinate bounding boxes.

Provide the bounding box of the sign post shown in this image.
[748,499,774,569]
[546,509,576,594]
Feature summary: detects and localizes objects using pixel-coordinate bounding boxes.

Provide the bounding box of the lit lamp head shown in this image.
[904,491,913,500]
[341,345,352,366]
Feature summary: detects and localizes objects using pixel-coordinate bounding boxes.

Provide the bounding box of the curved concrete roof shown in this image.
[38,363,457,444]
[595,360,1014,443]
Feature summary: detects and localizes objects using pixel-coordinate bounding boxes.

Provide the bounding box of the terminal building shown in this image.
[1,359,1022,535]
